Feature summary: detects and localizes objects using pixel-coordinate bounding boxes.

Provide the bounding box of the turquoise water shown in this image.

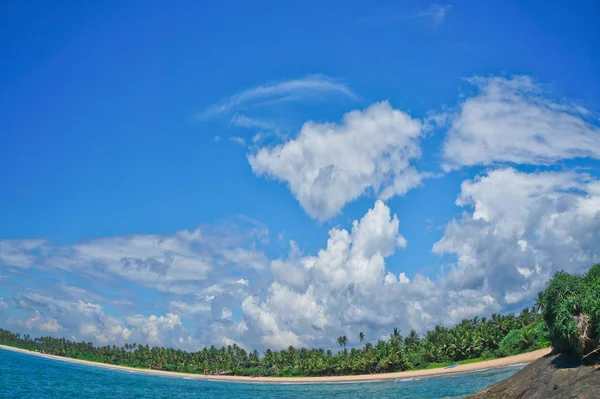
[0,348,523,399]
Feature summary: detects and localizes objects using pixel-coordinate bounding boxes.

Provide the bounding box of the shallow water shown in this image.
[0,348,523,399]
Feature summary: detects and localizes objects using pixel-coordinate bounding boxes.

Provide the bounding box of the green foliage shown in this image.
[497,329,522,356]
[540,264,600,360]
[496,321,549,357]
[406,348,429,369]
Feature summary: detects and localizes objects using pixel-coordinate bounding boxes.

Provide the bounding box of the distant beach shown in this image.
[0,345,551,383]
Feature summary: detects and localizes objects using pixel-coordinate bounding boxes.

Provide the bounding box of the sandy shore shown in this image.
[0,344,551,383]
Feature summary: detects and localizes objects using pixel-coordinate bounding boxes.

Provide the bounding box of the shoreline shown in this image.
[0,344,551,384]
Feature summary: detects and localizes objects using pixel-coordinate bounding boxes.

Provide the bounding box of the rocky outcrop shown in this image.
[466,352,600,399]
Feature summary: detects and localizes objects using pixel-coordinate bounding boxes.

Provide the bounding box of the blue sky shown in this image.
[1,1,599,350]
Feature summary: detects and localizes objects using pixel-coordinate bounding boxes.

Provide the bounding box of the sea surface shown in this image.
[0,348,523,399]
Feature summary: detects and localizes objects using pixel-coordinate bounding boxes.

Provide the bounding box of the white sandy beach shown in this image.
[0,344,552,383]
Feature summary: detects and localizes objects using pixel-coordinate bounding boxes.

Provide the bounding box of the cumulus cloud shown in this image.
[442,76,600,171]
[240,201,412,349]
[13,310,63,333]
[10,293,196,348]
[125,313,188,346]
[235,171,599,350]
[434,168,600,306]
[235,200,510,350]
[249,102,424,220]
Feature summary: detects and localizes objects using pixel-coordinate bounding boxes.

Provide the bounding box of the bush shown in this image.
[497,321,549,357]
[497,329,524,356]
[407,350,429,369]
[541,264,600,361]
[480,349,495,359]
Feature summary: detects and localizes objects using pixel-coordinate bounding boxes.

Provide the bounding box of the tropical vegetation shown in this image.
[1,264,597,377]
[538,263,600,363]
[0,310,546,376]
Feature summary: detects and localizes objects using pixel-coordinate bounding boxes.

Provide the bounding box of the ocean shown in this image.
[0,348,523,399]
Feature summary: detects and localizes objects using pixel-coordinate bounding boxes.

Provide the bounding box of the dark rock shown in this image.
[465,352,600,399]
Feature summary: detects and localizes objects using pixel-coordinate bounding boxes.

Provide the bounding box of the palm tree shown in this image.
[337,335,348,348]
[359,332,365,344]
[405,329,420,350]
[533,291,545,313]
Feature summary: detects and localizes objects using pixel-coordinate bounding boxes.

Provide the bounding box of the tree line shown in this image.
[0,310,546,376]
[2,263,597,377]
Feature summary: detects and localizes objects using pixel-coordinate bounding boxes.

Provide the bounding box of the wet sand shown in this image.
[0,344,551,383]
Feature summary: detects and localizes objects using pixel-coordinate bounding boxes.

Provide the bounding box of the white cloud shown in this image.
[220,307,233,319]
[230,114,274,130]
[168,300,211,316]
[229,136,247,146]
[0,240,47,269]
[240,201,417,348]
[434,168,600,304]
[310,200,407,289]
[411,4,452,26]
[249,102,424,220]
[199,75,357,120]
[398,272,411,284]
[0,221,272,350]
[270,258,308,292]
[126,313,186,347]
[10,293,197,349]
[443,76,600,171]
[237,175,599,350]
[384,271,397,285]
[363,3,451,28]
[40,318,63,333]
[14,311,63,333]
[0,226,268,295]
[235,200,515,350]
[382,271,412,286]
